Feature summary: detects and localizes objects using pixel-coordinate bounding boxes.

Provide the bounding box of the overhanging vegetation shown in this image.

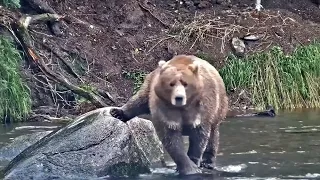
[219,43,320,110]
[0,0,20,8]
[0,36,31,122]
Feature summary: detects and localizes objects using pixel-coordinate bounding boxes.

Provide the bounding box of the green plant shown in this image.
[79,83,96,93]
[75,84,96,104]
[123,70,147,94]
[1,0,20,8]
[219,43,320,110]
[0,36,31,122]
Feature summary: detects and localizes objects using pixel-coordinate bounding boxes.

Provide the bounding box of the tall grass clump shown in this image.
[0,36,31,122]
[219,43,320,110]
[0,0,20,8]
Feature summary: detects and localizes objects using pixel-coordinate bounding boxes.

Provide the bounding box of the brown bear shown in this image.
[110,54,228,175]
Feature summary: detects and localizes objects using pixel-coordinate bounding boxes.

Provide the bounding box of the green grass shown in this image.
[0,36,31,122]
[123,70,147,95]
[219,43,320,110]
[0,0,20,8]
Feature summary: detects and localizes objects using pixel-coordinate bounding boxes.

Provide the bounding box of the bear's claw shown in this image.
[200,162,215,170]
[110,108,128,122]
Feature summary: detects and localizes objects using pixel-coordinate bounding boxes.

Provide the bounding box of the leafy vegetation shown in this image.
[76,83,97,104]
[0,36,31,122]
[123,70,147,94]
[219,43,320,110]
[0,0,20,8]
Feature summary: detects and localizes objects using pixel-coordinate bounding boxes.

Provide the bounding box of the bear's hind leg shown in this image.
[201,124,220,169]
[187,125,211,167]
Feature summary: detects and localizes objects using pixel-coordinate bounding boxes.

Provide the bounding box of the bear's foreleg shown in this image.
[110,94,149,122]
[159,128,201,175]
[201,124,220,169]
[110,73,153,122]
[187,125,211,167]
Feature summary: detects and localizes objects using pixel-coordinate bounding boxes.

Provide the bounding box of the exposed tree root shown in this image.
[36,41,84,83]
[23,0,65,36]
[8,13,114,108]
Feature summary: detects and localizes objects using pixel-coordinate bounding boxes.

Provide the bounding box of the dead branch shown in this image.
[146,36,174,53]
[11,13,114,108]
[137,0,171,28]
[28,113,72,123]
[18,13,64,29]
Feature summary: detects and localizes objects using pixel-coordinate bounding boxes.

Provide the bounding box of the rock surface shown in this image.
[3,107,164,180]
[231,37,246,57]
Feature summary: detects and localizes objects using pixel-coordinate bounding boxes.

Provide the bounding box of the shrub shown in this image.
[0,36,31,122]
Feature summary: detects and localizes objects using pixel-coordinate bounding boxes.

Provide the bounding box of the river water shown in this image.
[0,109,320,179]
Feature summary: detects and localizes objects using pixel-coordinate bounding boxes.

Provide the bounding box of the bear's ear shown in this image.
[188,62,199,74]
[158,60,167,68]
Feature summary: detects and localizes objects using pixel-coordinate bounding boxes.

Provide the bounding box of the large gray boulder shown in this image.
[4,107,164,180]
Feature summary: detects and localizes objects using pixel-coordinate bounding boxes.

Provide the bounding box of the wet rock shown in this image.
[235,105,276,118]
[231,37,246,57]
[4,107,164,180]
[0,131,52,161]
[243,34,264,41]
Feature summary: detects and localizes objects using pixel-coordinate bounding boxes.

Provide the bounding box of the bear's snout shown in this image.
[171,85,187,106]
[175,96,184,105]
[173,95,186,106]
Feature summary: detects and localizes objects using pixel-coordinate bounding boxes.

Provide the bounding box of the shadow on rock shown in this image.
[3,107,164,180]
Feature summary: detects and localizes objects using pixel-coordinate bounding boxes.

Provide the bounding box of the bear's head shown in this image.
[154,55,203,107]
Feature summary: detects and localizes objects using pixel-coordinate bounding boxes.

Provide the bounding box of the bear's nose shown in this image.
[175,96,184,103]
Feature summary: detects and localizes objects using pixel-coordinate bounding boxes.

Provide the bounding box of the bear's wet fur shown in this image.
[110,54,228,175]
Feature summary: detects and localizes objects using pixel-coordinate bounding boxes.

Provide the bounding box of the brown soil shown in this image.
[2,0,320,119]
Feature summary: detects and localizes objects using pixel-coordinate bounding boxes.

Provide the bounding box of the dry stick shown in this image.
[29,114,72,123]
[15,13,111,108]
[147,36,173,54]
[137,1,171,28]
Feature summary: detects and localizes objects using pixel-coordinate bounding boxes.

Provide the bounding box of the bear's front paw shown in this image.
[178,161,201,176]
[110,108,129,122]
[200,161,215,170]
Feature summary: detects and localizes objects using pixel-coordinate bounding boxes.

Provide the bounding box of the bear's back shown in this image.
[188,55,226,90]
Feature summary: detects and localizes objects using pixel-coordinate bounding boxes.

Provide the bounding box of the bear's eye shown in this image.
[181,80,188,87]
[169,81,175,87]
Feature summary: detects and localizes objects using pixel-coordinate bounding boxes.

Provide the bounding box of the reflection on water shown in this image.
[153,109,320,179]
[0,121,63,147]
[1,109,320,179]
[217,109,320,179]
[0,121,63,172]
